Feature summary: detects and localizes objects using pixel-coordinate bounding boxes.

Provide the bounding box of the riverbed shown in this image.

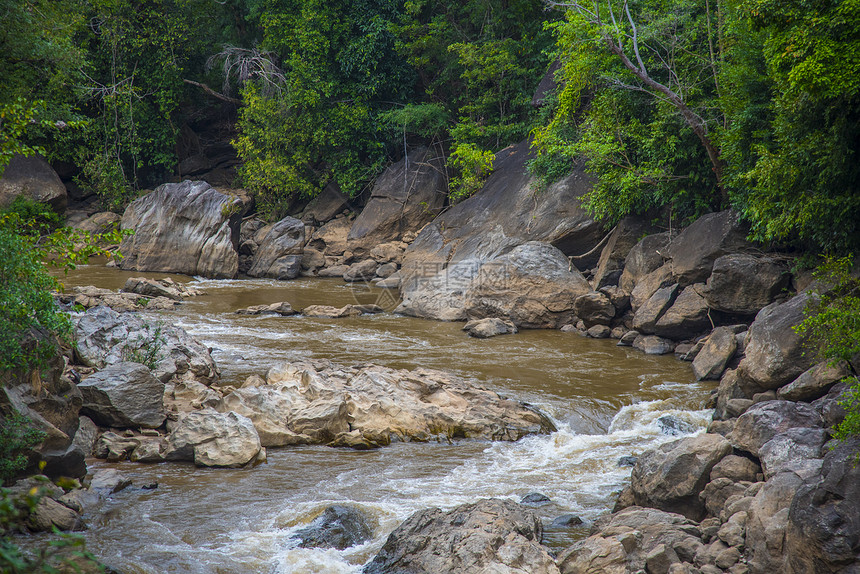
[56,266,715,573]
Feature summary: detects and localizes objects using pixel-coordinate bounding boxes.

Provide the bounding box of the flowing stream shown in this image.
[51,266,716,573]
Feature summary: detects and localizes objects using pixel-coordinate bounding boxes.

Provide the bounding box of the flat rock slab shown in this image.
[215,361,556,448]
[235,302,297,316]
[302,304,383,318]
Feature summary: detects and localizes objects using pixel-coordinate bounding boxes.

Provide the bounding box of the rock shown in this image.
[653,284,711,339]
[631,433,732,520]
[630,266,675,312]
[317,264,350,277]
[370,242,406,264]
[700,478,751,518]
[88,468,133,493]
[246,216,305,279]
[558,536,628,574]
[619,232,672,294]
[777,360,852,402]
[551,514,584,527]
[692,327,738,381]
[729,400,823,457]
[343,259,379,282]
[657,415,697,436]
[300,182,351,224]
[122,277,199,301]
[397,140,603,322]
[618,330,639,346]
[704,254,790,315]
[758,428,828,479]
[214,361,555,447]
[72,211,122,235]
[600,285,631,312]
[738,294,816,390]
[785,438,860,573]
[119,180,244,278]
[57,285,178,312]
[292,505,374,550]
[235,302,296,316]
[376,273,401,289]
[27,495,83,532]
[745,470,808,573]
[73,305,219,385]
[587,324,611,338]
[347,147,446,257]
[72,416,99,457]
[301,248,326,273]
[632,282,679,333]
[713,368,765,421]
[309,217,352,256]
[94,431,140,461]
[663,210,750,285]
[463,242,592,328]
[813,381,851,429]
[163,410,262,467]
[618,455,638,467]
[710,455,761,483]
[632,335,675,355]
[0,154,67,212]
[77,362,166,428]
[591,217,657,289]
[376,262,398,278]
[463,317,518,338]
[301,304,382,318]
[520,492,551,505]
[364,498,559,574]
[573,291,615,327]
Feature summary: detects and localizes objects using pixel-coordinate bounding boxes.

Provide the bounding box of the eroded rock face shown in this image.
[246,216,305,279]
[630,433,732,520]
[119,180,243,278]
[0,154,67,212]
[77,362,166,429]
[347,146,446,257]
[163,410,262,467]
[73,305,219,385]
[662,210,750,286]
[364,499,559,574]
[213,361,555,448]
[397,140,602,321]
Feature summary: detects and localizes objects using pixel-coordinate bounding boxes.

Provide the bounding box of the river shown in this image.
[54,266,715,573]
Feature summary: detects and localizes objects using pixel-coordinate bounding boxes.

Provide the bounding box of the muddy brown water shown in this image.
[44,265,716,573]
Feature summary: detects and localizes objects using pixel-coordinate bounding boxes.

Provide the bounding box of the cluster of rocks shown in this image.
[56,277,203,312]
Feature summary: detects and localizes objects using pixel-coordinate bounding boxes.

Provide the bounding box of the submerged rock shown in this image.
[364,498,559,574]
[292,505,374,550]
[463,317,517,338]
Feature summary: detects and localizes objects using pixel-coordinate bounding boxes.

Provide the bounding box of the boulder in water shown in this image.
[292,505,374,550]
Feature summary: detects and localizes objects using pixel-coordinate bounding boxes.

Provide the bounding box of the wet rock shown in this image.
[520,492,551,506]
[653,284,711,339]
[617,330,639,346]
[246,216,305,280]
[27,495,83,532]
[618,455,638,467]
[0,154,67,212]
[758,427,828,479]
[738,294,816,390]
[397,140,602,322]
[292,505,374,550]
[692,327,738,381]
[58,285,176,312]
[573,291,615,327]
[235,302,297,316]
[214,361,555,448]
[729,400,823,457]
[551,514,584,527]
[463,317,517,338]
[463,242,592,329]
[119,180,244,278]
[587,324,611,338]
[376,262,398,278]
[301,304,382,318]
[657,415,697,436]
[662,210,750,285]
[632,335,675,355]
[88,468,133,493]
[317,263,350,277]
[163,410,263,467]
[73,305,219,385]
[122,277,202,301]
[703,254,790,315]
[631,433,732,520]
[343,259,379,282]
[78,362,166,429]
[364,498,559,574]
[376,273,401,289]
[777,360,852,402]
[347,147,446,257]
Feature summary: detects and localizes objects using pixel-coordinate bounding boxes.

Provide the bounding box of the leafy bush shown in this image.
[447,143,494,202]
[121,323,167,370]
[0,414,46,484]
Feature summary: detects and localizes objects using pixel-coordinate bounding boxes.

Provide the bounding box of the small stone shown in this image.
[550,514,583,527]
[618,455,638,467]
[586,324,611,338]
[520,492,551,505]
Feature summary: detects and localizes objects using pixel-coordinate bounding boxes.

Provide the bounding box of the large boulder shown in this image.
[397,140,602,321]
[246,216,305,279]
[777,360,853,402]
[309,216,352,256]
[785,438,860,573]
[214,361,555,448]
[729,400,823,457]
[758,427,828,479]
[591,217,658,289]
[300,182,351,224]
[573,291,615,327]
[292,505,374,550]
[73,305,219,385]
[77,362,166,429]
[703,254,790,315]
[363,499,559,574]
[632,283,678,333]
[691,327,738,381]
[630,433,732,520]
[0,154,67,212]
[347,147,446,257]
[463,317,518,338]
[463,242,592,328]
[662,210,750,285]
[119,180,244,278]
[163,410,262,467]
[619,232,672,294]
[738,294,816,389]
[652,284,711,339]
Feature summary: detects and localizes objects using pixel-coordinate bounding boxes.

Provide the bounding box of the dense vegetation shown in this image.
[2,0,857,251]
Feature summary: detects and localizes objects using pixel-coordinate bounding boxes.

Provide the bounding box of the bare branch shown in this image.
[182,79,241,105]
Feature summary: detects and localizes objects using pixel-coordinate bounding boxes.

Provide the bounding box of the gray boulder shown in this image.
[292,505,374,550]
[759,427,828,479]
[729,400,823,457]
[573,291,615,327]
[0,154,67,212]
[777,360,853,402]
[633,335,675,355]
[119,180,244,278]
[235,302,296,316]
[309,217,352,256]
[246,216,305,279]
[343,259,379,282]
[363,499,559,574]
[463,318,518,338]
[591,217,657,289]
[631,267,675,313]
[78,362,166,429]
[300,182,350,224]
[704,254,790,315]
[347,147,446,257]
[72,211,122,235]
[691,327,738,381]
[301,304,382,318]
[463,242,592,328]
[653,284,711,339]
[630,433,732,520]
[163,410,263,467]
[619,232,672,294]
[662,210,750,285]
